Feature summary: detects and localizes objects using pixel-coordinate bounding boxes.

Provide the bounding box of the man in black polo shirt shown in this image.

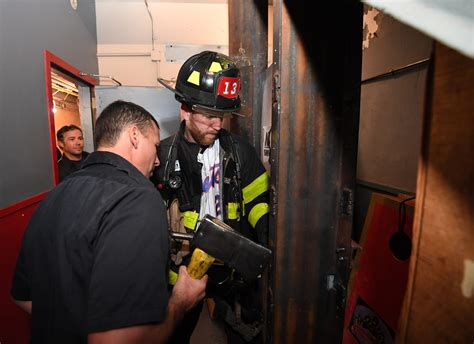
[11,100,207,343]
[56,124,90,182]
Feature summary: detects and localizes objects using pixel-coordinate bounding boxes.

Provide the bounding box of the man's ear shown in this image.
[57,140,64,149]
[129,125,140,149]
[180,104,191,121]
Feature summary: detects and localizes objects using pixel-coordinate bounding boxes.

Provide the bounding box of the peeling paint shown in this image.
[363,8,380,50]
[461,259,474,298]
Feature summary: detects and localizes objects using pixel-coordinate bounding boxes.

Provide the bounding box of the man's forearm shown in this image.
[11,297,32,314]
[88,299,186,344]
[89,266,206,344]
[145,295,188,342]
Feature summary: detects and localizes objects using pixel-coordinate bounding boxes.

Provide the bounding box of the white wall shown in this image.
[95,86,181,140]
[96,1,229,86]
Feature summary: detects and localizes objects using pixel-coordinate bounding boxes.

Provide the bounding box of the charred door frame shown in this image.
[227,1,362,341]
[228,0,268,151]
[268,1,363,342]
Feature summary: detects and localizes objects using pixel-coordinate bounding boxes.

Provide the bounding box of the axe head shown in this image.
[192,214,272,282]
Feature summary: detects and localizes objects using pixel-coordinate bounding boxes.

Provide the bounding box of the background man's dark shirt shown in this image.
[58,151,90,182]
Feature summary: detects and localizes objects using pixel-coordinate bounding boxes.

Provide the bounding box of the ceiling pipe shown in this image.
[79,72,122,86]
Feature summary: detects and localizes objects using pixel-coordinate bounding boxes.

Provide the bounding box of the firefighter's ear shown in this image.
[180,104,192,122]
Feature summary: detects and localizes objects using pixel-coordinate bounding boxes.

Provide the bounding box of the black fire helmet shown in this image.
[158,51,243,117]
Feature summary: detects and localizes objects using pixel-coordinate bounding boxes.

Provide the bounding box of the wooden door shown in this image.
[398,42,474,343]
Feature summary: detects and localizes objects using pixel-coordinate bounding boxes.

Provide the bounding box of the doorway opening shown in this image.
[44,50,96,184]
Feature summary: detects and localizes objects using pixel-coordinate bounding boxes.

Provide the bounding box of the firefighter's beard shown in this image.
[188,127,219,147]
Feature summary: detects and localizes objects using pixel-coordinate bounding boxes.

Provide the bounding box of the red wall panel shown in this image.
[0,201,42,344]
[343,193,415,344]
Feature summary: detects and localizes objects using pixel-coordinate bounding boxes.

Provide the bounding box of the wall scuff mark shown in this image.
[363,8,380,50]
[461,259,474,298]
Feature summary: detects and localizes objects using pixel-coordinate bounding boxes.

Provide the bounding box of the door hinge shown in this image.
[339,187,353,217]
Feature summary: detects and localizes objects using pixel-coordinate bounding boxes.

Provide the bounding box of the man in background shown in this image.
[11,100,207,343]
[56,124,89,181]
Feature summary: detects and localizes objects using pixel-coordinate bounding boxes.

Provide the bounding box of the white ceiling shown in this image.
[95,0,226,3]
[95,0,230,85]
[96,0,228,45]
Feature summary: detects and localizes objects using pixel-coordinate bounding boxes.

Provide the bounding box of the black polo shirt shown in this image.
[58,151,90,182]
[12,151,170,343]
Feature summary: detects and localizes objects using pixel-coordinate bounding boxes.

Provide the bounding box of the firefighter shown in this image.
[154,51,270,343]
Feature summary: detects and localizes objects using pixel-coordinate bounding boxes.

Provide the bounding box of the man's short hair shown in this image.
[94,100,159,148]
[57,124,83,142]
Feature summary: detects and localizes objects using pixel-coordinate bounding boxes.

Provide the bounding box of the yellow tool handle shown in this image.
[187,248,215,279]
